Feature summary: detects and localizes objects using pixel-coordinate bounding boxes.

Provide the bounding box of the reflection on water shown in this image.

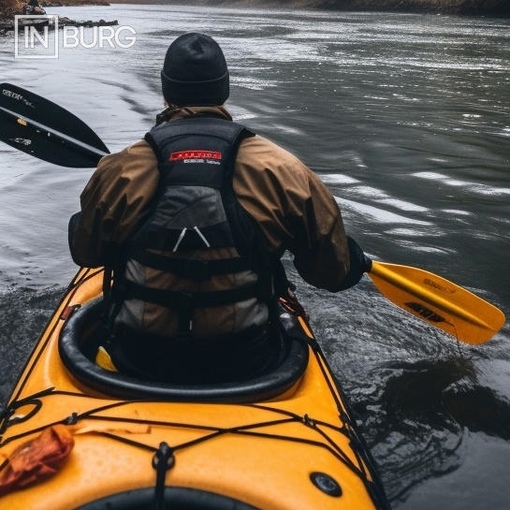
[0,288,61,401]
[367,356,510,501]
[1,5,509,509]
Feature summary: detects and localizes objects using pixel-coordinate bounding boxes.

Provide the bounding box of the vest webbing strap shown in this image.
[129,248,252,281]
[119,279,262,310]
[119,279,263,333]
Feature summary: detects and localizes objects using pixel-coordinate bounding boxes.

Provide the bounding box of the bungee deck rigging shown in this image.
[1,348,371,480]
[1,365,375,487]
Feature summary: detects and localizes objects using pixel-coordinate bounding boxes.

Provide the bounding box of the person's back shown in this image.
[69,33,368,384]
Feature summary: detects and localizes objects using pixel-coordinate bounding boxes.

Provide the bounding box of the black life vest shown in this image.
[111,116,275,336]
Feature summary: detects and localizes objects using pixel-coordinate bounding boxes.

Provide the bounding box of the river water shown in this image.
[0,4,509,508]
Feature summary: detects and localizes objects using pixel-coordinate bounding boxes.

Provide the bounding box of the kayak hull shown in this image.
[0,268,390,509]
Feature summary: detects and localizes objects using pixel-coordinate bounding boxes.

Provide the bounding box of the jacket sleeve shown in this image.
[234,136,353,292]
[287,169,352,292]
[68,140,159,268]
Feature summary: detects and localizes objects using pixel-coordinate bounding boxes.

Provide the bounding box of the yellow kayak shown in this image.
[0,267,390,509]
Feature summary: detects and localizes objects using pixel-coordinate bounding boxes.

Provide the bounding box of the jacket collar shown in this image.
[155,105,233,125]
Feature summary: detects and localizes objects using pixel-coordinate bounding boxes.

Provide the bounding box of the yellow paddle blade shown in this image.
[367,261,506,344]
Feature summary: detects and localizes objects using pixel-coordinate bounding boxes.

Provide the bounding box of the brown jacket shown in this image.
[70,106,351,336]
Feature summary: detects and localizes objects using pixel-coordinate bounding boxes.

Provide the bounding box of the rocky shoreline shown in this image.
[0,0,108,23]
[42,0,109,5]
[0,0,117,32]
[1,0,509,20]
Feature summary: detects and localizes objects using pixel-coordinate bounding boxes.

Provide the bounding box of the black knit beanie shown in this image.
[161,33,229,107]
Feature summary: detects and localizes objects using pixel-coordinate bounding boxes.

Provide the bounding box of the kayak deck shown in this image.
[0,267,390,509]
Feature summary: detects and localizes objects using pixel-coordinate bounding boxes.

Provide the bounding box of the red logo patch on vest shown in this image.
[170,150,222,161]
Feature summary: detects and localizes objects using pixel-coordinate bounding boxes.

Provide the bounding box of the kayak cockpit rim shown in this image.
[58,298,310,403]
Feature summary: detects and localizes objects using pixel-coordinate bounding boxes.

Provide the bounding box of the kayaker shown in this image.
[68,32,369,384]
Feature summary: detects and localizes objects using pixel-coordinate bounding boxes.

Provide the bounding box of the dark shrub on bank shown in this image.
[0,0,23,20]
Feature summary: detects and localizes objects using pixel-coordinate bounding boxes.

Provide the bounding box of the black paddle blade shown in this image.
[0,83,109,152]
[0,83,109,168]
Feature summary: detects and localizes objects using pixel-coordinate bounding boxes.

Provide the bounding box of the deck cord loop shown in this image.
[64,412,79,425]
[152,441,175,510]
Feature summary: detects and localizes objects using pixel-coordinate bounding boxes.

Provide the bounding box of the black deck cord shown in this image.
[152,441,175,510]
[273,259,292,296]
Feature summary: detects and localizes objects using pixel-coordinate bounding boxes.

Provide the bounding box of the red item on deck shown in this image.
[0,425,74,496]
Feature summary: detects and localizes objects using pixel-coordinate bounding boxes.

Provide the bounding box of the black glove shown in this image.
[68,211,82,265]
[337,236,372,291]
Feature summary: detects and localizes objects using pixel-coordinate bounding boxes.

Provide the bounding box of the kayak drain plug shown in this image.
[310,472,342,497]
